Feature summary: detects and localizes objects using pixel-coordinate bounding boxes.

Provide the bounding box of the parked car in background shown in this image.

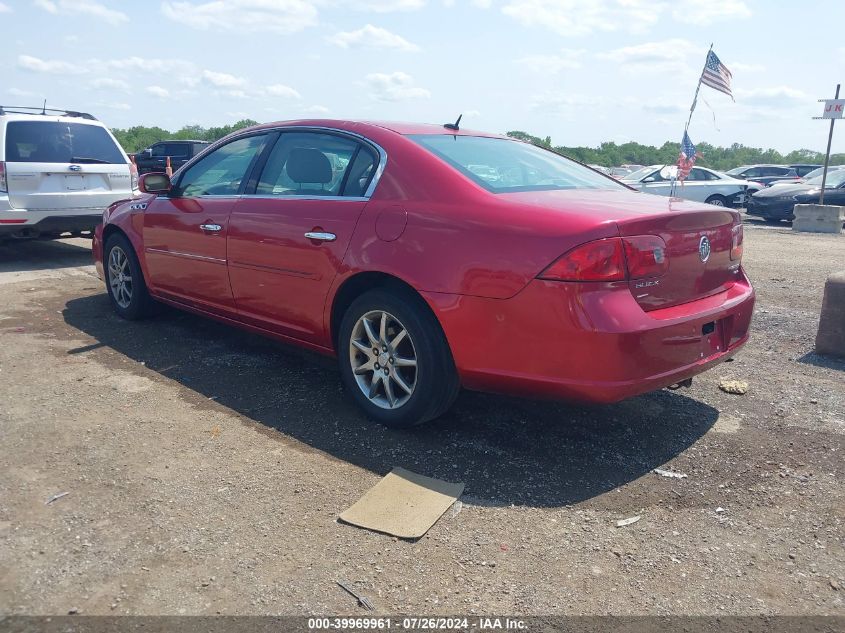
[609,166,633,178]
[621,164,750,206]
[94,119,753,427]
[588,164,611,175]
[746,169,845,221]
[0,105,135,241]
[789,163,822,177]
[725,164,800,188]
[134,140,209,174]
[768,164,845,186]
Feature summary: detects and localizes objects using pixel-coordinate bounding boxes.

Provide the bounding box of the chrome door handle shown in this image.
[304,231,337,242]
[200,223,222,232]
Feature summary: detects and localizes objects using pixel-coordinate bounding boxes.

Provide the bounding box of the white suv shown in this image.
[0,106,136,241]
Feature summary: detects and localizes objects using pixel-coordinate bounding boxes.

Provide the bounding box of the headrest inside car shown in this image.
[286,147,332,184]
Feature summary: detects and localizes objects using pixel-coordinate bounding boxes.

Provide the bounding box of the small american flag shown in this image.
[677,132,698,182]
[700,50,733,101]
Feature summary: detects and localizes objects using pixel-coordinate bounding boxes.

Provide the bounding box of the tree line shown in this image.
[111,121,844,171]
[506,131,845,171]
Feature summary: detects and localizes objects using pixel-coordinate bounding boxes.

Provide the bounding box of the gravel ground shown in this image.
[0,222,843,617]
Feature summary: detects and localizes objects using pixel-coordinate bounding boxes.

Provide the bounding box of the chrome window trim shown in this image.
[177,125,388,200]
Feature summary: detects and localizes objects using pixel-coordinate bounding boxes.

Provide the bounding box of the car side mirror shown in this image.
[138,172,171,194]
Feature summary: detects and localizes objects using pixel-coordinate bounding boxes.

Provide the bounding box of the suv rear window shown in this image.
[5,121,125,164]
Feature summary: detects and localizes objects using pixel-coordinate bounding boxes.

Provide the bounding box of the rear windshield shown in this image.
[5,121,125,164]
[410,135,624,193]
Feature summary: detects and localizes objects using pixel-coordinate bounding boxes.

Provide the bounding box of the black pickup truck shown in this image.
[132,140,209,174]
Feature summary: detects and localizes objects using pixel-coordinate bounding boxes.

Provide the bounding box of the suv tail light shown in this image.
[539,235,670,283]
[0,162,6,193]
[539,238,626,282]
[730,224,743,261]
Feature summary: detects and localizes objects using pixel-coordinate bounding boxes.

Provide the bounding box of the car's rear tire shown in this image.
[337,288,459,428]
[705,194,727,207]
[104,233,155,320]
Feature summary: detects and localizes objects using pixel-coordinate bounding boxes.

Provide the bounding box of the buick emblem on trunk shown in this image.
[699,236,711,263]
[68,165,81,171]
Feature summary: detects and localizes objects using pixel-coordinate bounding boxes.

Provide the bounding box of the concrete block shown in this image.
[792,204,845,234]
[816,271,845,358]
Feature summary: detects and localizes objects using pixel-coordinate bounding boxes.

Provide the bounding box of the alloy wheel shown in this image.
[108,246,133,309]
[349,310,417,410]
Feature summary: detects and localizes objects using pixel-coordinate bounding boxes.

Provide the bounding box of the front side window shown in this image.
[175,134,267,197]
[256,132,366,197]
[5,121,125,164]
[410,135,625,193]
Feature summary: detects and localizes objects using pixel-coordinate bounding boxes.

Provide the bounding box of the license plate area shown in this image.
[701,318,732,357]
[64,175,85,191]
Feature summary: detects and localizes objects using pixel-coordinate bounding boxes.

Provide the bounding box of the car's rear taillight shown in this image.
[623,235,668,279]
[539,238,627,282]
[540,235,671,283]
[730,224,743,261]
[129,157,139,191]
[0,161,7,193]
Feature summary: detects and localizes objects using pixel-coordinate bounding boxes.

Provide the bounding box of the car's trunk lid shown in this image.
[616,206,739,311]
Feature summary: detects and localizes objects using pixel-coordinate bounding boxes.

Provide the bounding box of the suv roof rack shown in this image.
[0,105,97,120]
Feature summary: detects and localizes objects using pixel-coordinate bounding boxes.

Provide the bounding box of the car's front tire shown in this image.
[104,233,155,320]
[337,288,459,428]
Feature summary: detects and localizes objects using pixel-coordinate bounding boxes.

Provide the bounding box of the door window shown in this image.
[174,134,267,197]
[255,132,366,197]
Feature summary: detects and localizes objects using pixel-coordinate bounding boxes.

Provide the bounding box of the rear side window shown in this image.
[255,132,361,197]
[410,135,624,193]
[4,121,125,164]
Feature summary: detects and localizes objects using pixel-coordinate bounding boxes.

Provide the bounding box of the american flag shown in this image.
[677,132,698,182]
[700,50,733,101]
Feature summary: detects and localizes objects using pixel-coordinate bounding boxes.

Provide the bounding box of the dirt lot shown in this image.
[0,222,843,617]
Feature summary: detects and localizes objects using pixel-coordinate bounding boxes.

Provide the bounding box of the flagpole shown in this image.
[673,44,712,197]
[684,43,712,134]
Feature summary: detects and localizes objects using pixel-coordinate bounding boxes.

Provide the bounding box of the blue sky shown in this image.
[2,0,844,154]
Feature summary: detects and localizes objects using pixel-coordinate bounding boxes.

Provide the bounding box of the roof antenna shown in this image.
[42,99,47,115]
[444,114,462,131]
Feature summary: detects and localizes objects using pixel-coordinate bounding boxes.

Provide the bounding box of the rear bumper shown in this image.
[425,270,755,403]
[0,212,102,238]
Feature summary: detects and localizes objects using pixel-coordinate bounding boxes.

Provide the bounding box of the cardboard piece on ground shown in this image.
[339,467,465,539]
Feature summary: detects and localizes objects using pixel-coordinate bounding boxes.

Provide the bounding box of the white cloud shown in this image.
[516,49,585,73]
[598,39,697,72]
[162,0,318,34]
[731,62,766,73]
[529,92,602,115]
[353,0,425,11]
[471,0,492,7]
[7,87,36,97]
[673,0,751,25]
[146,85,171,99]
[0,2,12,12]
[35,0,128,24]
[734,86,809,107]
[265,84,302,99]
[225,89,250,99]
[94,101,131,111]
[502,0,663,36]
[365,71,430,101]
[201,69,247,89]
[328,24,420,52]
[305,105,330,114]
[18,54,87,75]
[90,77,131,92]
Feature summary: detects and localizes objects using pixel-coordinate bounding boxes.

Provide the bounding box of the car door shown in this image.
[227,130,380,345]
[142,132,271,315]
[675,167,711,202]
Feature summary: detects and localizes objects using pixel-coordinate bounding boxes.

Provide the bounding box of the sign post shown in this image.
[815,84,842,205]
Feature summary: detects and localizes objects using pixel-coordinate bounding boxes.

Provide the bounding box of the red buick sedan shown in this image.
[93,120,754,427]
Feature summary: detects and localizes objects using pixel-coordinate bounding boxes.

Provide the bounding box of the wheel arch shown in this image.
[328,271,446,351]
[102,223,153,288]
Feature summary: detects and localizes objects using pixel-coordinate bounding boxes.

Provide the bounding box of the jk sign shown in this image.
[822,99,845,119]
